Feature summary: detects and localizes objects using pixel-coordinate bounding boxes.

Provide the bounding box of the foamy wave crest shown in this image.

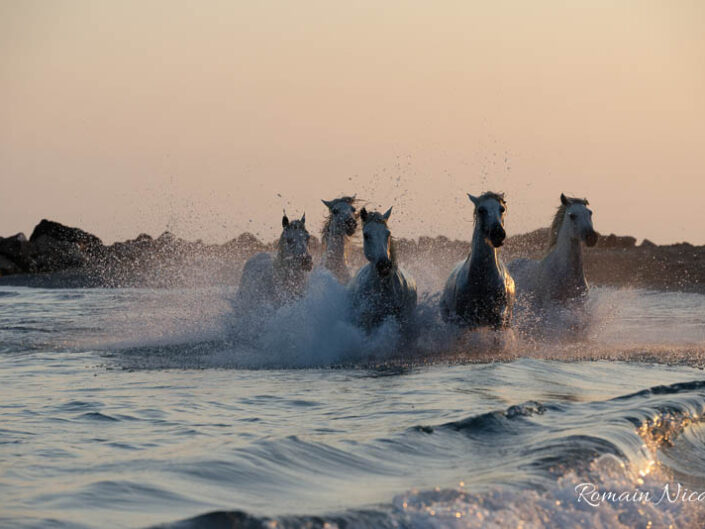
[388,456,705,529]
[225,269,400,367]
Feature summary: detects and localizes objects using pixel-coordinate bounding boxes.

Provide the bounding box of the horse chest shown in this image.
[453,264,510,326]
[351,267,414,328]
[541,260,587,302]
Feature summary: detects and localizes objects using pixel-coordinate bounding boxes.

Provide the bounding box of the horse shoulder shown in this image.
[239,252,274,289]
[443,259,468,296]
[348,264,373,296]
[243,251,272,269]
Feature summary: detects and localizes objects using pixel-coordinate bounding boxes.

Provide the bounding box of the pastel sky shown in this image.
[2,1,704,244]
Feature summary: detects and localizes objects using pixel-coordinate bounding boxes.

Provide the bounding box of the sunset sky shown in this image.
[2,1,704,244]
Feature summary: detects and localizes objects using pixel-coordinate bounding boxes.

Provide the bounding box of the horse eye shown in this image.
[363,233,370,240]
[569,213,577,220]
[333,208,339,214]
[499,206,506,213]
[589,210,593,216]
[478,207,486,214]
[351,207,356,213]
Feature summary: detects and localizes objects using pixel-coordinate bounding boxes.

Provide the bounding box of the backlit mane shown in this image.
[547,196,589,249]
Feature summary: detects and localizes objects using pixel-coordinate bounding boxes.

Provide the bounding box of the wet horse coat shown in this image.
[348,208,417,332]
[320,196,358,284]
[508,194,597,306]
[440,192,515,329]
[236,215,313,309]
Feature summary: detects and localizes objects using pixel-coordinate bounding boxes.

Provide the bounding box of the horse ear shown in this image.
[321,199,333,209]
[282,215,289,228]
[560,193,569,206]
[300,213,306,224]
[383,207,393,220]
[467,194,479,206]
[360,208,368,222]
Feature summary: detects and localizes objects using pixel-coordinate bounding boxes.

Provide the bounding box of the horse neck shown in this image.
[468,223,499,272]
[549,222,584,278]
[322,223,347,268]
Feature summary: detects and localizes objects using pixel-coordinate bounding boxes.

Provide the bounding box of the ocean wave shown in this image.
[153,378,705,528]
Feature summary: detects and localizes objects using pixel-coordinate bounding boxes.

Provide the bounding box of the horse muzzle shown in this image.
[376,258,393,277]
[489,226,506,248]
[585,230,598,247]
[345,218,357,236]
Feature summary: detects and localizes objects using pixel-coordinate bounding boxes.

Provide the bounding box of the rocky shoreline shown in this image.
[0,219,703,292]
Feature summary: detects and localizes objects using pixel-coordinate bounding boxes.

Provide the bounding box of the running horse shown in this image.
[348,207,417,332]
[440,192,515,329]
[236,213,313,309]
[320,195,358,283]
[508,193,598,306]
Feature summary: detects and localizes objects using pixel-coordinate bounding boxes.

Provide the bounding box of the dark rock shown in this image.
[0,233,33,273]
[30,234,88,272]
[0,232,28,255]
[30,220,103,252]
[0,255,21,275]
[156,231,176,244]
[669,242,694,249]
[223,232,266,256]
[596,233,636,249]
[640,239,657,248]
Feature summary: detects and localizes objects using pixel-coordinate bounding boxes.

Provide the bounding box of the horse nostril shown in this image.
[345,218,357,232]
[490,226,506,247]
[586,231,598,247]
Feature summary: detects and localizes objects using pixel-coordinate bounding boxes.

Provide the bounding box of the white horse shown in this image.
[508,193,597,306]
[320,195,358,283]
[236,213,313,309]
[440,192,515,329]
[348,207,417,332]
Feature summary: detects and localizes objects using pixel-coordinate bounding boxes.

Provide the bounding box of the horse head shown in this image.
[280,213,313,271]
[360,206,394,277]
[322,195,358,236]
[560,193,598,247]
[468,192,507,248]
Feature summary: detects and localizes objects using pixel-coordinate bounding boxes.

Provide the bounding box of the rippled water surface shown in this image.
[1,284,705,528]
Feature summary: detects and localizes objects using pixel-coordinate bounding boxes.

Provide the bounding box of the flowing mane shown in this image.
[547,196,589,249]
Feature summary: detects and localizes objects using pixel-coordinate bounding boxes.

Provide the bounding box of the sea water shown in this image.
[1,277,704,528]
